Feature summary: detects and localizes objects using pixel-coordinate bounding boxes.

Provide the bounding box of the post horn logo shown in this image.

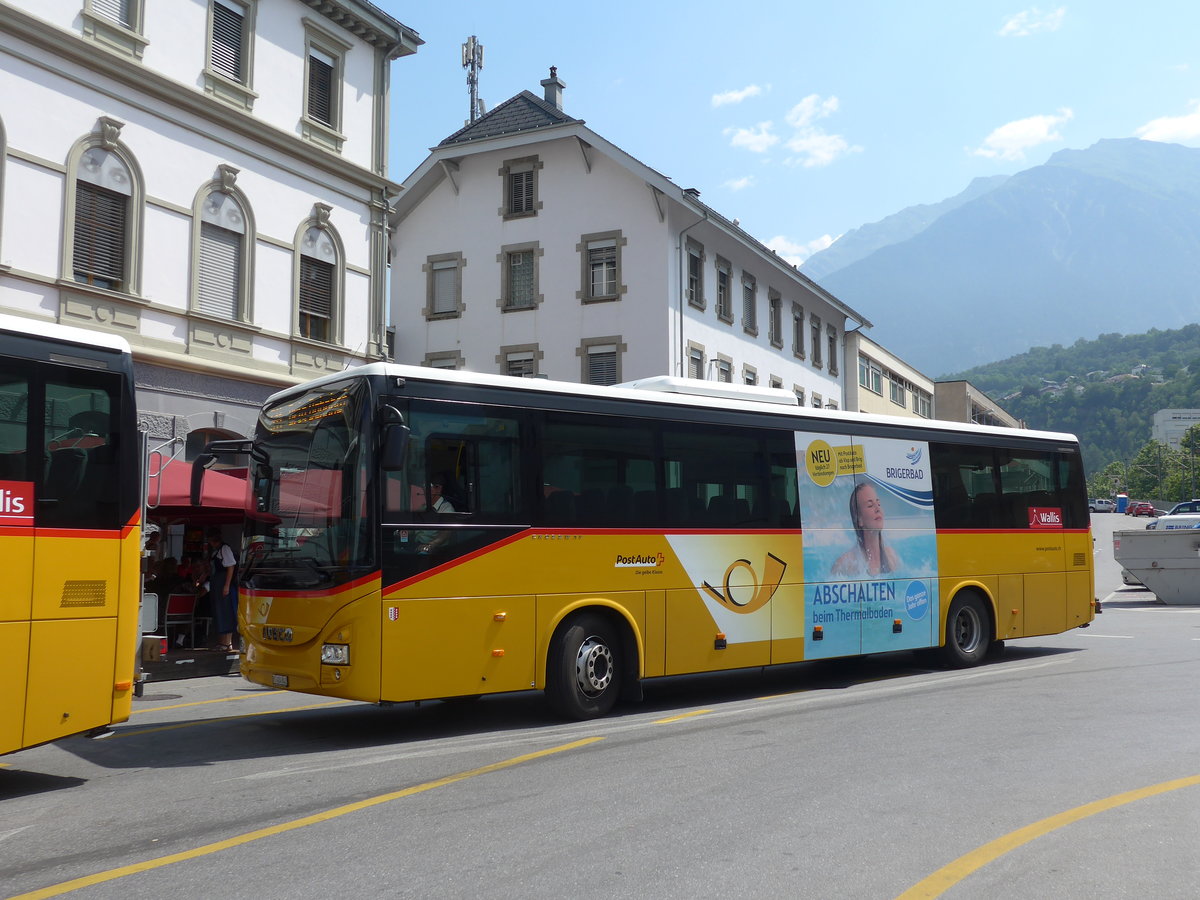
[701,553,787,614]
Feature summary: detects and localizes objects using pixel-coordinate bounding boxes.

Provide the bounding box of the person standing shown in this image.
[207,527,239,652]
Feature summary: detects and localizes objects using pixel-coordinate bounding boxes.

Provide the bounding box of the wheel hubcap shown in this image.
[954,607,982,653]
[575,635,613,697]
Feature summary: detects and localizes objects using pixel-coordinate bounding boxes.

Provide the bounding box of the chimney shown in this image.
[540,66,565,110]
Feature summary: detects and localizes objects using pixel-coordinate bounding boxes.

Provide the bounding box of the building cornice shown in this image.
[0,3,401,194]
[298,0,422,59]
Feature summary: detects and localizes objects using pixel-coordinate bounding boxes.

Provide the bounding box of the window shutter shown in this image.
[586,345,617,386]
[198,222,241,319]
[93,0,132,28]
[308,54,334,126]
[431,261,457,314]
[508,170,533,213]
[73,181,127,288]
[210,1,245,82]
[299,256,333,342]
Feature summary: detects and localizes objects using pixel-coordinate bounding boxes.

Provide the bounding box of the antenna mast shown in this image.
[462,35,484,123]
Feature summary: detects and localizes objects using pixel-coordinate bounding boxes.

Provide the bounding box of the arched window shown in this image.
[294,205,343,344]
[191,166,254,322]
[63,118,144,295]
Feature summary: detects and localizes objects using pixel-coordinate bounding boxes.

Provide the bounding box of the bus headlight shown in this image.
[321,643,350,665]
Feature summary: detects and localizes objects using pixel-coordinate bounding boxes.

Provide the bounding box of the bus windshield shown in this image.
[243,380,374,590]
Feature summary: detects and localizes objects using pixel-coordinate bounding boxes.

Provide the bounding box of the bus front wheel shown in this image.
[940,594,990,668]
[546,612,622,720]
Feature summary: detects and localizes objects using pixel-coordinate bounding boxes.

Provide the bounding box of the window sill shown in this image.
[81,12,148,60]
[300,117,345,153]
[501,210,538,221]
[716,313,734,325]
[203,70,258,111]
[424,311,462,321]
[743,326,759,338]
[187,309,262,333]
[580,294,620,305]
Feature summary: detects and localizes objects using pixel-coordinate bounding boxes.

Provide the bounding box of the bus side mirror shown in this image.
[381,424,410,471]
[190,453,216,506]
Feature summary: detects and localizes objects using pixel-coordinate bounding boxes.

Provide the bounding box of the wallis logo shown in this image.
[701,553,787,614]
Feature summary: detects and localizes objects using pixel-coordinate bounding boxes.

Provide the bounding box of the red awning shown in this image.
[146,457,247,516]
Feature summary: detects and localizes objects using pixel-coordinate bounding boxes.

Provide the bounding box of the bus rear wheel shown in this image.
[940,594,990,668]
[546,612,622,720]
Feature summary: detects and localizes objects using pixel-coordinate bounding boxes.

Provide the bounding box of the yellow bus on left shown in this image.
[0,314,142,756]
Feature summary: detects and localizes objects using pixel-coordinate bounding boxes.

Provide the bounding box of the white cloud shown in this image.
[785,94,839,128]
[785,131,862,168]
[712,84,764,107]
[1136,100,1200,143]
[766,233,838,266]
[972,108,1073,160]
[724,93,859,167]
[724,122,779,153]
[724,175,756,191]
[998,6,1066,37]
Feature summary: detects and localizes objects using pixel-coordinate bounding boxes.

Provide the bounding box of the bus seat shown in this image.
[543,489,576,524]
[971,492,999,528]
[707,494,733,526]
[607,485,634,522]
[44,447,88,501]
[733,498,752,525]
[633,490,657,523]
[664,487,689,524]
[576,489,606,525]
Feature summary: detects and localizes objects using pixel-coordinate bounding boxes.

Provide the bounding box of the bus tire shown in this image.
[546,612,622,720]
[940,593,991,668]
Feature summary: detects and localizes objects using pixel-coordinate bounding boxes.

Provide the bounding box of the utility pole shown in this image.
[462,35,484,123]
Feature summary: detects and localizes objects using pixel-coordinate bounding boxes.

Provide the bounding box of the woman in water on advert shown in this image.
[830,481,902,578]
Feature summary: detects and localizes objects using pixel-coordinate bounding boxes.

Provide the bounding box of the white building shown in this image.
[1152,409,1200,449]
[389,71,871,408]
[844,331,934,419]
[0,0,418,451]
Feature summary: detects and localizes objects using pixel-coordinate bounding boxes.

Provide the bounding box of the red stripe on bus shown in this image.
[34,528,126,539]
[241,570,380,599]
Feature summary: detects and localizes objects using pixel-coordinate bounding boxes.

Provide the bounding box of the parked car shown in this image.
[1089,498,1116,513]
[1129,501,1156,517]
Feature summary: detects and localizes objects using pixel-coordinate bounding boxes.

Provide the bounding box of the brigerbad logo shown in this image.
[701,553,787,614]
[615,551,665,568]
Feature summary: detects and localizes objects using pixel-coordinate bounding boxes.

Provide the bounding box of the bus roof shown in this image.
[0,313,132,355]
[267,362,1080,447]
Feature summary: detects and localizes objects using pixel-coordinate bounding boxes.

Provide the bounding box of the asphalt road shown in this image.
[3,517,1198,899]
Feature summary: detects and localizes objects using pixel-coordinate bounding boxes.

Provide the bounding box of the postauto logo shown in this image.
[701,553,788,614]
[614,551,665,568]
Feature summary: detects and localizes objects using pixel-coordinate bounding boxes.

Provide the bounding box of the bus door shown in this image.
[997,449,1068,635]
[26,370,127,747]
[0,370,35,754]
[380,404,535,700]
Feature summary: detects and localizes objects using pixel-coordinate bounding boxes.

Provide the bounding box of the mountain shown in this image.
[802,139,1200,375]
[944,324,1200,475]
[800,175,1009,281]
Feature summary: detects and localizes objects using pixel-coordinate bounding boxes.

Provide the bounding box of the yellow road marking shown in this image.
[132,691,286,714]
[897,774,1200,899]
[654,709,711,724]
[115,700,352,738]
[12,737,603,899]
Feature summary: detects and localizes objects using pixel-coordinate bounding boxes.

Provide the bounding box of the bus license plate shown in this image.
[272,674,288,687]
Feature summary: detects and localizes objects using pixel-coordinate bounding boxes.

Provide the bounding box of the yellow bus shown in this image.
[0,316,142,754]
[214,365,1094,719]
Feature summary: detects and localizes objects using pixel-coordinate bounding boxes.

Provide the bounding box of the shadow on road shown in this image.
[20,642,1084,778]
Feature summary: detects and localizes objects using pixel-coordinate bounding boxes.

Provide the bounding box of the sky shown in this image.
[376,1,1200,266]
